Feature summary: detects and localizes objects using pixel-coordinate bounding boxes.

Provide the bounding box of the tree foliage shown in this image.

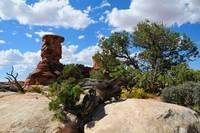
[93,31,139,73]
[49,64,86,122]
[134,20,198,72]
[93,20,199,92]
[133,21,198,92]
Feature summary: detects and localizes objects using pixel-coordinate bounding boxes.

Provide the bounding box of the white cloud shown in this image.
[73,45,99,66]
[0,49,23,67]
[99,16,105,22]
[107,0,200,31]
[25,33,32,38]
[35,31,55,38]
[0,29,3,33]
[83,6,92,14]
[96,31,104,39]
[13,51,41,74]
[99,10,110,23]
[90,0,111,11]
[78,35,85,39]
[100,0,111,8]
[0,0,94,29]
[35,38,40,43]
[0,45,99,81]
[95,0,111,9]
[61,45,99,66]
[0,49,40,74]
[0,39,6,44]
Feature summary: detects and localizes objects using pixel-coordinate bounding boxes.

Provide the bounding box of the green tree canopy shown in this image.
[133,20,199,73]
[93,20,199,92]
[97,32,139,69]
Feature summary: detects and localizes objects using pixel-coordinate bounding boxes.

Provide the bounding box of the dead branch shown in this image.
[5,66,25,93]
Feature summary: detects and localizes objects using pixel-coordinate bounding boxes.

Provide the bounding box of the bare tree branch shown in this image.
[5,66,25,94]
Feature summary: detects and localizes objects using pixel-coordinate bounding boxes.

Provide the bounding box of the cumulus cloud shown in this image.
[107,0,200,31]
[78,35,85,39]
[61,45,99,66]
[0,49,40,74]
[35,31,55,38]
[0,45,99,80]
[0,40,6,44]
[0,0,94,29]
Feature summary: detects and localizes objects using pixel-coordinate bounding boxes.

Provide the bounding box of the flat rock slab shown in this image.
[85,99,200,133]
[0,92,16,98]
[0,92,62,133]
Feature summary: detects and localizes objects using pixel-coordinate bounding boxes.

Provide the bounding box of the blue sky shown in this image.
[0,0,200,81]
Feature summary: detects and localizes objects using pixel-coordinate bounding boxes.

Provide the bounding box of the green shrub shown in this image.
[90,68,105,80]
[132,64,200,93]
[48,64,85,122]
[121,88,147,99]
[27,86,42,93]
[49,81,83,122]
[110,65,136,85]
[58,64,84,81]
[161,82,200,112]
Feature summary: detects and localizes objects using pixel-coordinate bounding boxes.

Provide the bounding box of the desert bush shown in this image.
[49,81,83,122]
[161,82,200,112]
[110,65,136,87]
[27,86,43,93]
[121,88,147,99]
[48,64,85,122]
[58,64,84,81]
[90,68,105,80]
[133,64,200,93]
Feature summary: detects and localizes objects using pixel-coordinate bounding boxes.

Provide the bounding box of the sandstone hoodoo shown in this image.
[24,35,64,88]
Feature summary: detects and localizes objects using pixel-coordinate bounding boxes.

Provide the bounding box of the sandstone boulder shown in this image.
[0,92,63,133]
[1,93,199,133]
[85,99,200,133]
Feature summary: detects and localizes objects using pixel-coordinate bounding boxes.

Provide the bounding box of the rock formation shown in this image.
[0,92,199,133]
[85,99,200,133]
[0,92,63,133]
[24,35,64,88]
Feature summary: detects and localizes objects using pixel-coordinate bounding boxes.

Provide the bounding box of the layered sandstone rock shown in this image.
[24,35,64,88]
[85,99,200,133]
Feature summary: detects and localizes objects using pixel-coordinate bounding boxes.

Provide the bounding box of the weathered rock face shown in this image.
[0,92,200,133]
[85,99,200,133]
[24,35,64,88]
[0,92,63,133]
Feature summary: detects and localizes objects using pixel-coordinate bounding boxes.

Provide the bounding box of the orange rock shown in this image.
[24,34,64,88]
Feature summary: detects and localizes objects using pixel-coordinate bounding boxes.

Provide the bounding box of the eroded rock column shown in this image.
[24,35,64,88]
